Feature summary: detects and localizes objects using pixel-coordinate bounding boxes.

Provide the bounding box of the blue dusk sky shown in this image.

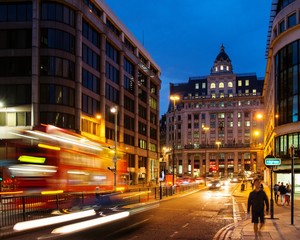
[104,0,272,116]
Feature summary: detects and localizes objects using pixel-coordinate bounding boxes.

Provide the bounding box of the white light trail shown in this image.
[51,211,130,234]
[13,209,96,231]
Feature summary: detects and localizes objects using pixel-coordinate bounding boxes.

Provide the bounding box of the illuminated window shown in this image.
[253,89,257,95]
[228,82,233,87]
[238,122,241,127]
[238,112,242,118]
[245,80,249,86]
[245,121,250,127]
[195,83,199,89]
[220,65,224,70]
[210,83,216,89]
[219,82,224,88]
[215,67,218,71]
[212,93,216,98]
[238,80,242,86]
[226,66,229,71]
[245,89,249,95]
[202,82,206,88]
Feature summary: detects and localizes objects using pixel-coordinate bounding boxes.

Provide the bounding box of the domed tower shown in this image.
[211,44,233,75]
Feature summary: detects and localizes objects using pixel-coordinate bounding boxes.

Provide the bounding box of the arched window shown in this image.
[228,81,233,87]
[219,82,224,88]
[210,83,216,89]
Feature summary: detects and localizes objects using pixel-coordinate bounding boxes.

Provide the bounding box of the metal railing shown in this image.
[0,183,200,228]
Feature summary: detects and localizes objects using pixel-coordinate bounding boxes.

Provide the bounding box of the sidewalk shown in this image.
[230,182,300,239]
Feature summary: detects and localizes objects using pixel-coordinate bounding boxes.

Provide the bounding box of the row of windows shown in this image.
[106,62,119,84]
[40,84,75,107]
[0,57,31,77]
[40,111,75,130]
[82,20,100,47]
[83,0,102,19]
[182,120,257,130]
[40,56,75,80]
[41,2,75,27]
[275,40,300,125]
[82,94,100,116]
[0,2,32,22]
[41,28,75,54]
[82,68,100,94]
[0,29,31,49]
[0,112,31,127]
[275,9,298,37]
[82,44,100,71]
[0,85,31,107]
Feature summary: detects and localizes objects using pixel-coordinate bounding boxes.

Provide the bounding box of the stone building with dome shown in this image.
[164,45,265,179]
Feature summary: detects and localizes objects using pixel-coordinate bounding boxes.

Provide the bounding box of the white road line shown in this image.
[182,223,189,228]
[170,231,179,238]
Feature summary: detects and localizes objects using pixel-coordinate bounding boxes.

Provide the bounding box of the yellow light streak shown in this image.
[38,143,61,151]
[18,155,46,164]
[41,190,64,195]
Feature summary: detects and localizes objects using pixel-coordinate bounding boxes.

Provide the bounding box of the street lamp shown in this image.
[110,106,118,191]
[170,95,180,186]
[215,141,221,177]
[253,130,259,147]
[202,126,209,186]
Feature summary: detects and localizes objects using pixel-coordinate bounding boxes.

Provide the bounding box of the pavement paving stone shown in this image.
[229,181,300,240]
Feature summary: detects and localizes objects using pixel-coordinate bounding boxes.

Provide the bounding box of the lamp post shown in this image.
[202,126,209,186]
[215,141,221,177]
[110,106,118,191]
[170,95,179,186]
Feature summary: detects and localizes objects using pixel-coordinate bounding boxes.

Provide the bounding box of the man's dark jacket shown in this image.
[247,189,269,213]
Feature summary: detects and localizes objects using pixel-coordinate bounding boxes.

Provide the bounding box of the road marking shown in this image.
[170,231,179,238]
[182,223,189,228]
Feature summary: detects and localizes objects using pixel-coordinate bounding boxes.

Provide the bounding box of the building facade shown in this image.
[165,45,264,179]
[264,0,300,185]
[0,0,161,185]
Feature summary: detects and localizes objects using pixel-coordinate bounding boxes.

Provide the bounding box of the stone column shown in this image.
[31,0,40,127]
[74,11,83,133]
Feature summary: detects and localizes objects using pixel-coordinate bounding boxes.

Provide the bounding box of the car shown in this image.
[195,177,205,184]
[208,180,222,189]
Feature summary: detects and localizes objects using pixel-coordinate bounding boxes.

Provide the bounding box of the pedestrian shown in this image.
[278,182,287,205]
[273,182,279,203]
[285,184,291,206]
[247,178,269,238]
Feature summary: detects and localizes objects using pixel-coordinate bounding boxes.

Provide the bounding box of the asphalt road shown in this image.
[5,183,239,240]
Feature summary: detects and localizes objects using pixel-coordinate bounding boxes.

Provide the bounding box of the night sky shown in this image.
[104,0,272,115]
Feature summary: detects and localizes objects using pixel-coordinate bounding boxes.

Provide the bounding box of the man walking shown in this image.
[273,182,279,203]
[247,178,269,238]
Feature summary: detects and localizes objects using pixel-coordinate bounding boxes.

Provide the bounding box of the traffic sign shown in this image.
[265,158,281,166]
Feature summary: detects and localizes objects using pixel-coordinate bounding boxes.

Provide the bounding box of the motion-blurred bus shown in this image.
[7,125,128,193]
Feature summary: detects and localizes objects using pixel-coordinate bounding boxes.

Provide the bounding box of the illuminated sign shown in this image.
[265,158,281,166]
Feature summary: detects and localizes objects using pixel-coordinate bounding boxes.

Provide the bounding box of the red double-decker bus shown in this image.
[7,125,128,193]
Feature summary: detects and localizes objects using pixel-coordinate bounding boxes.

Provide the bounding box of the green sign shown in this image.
[265,158,281,166]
